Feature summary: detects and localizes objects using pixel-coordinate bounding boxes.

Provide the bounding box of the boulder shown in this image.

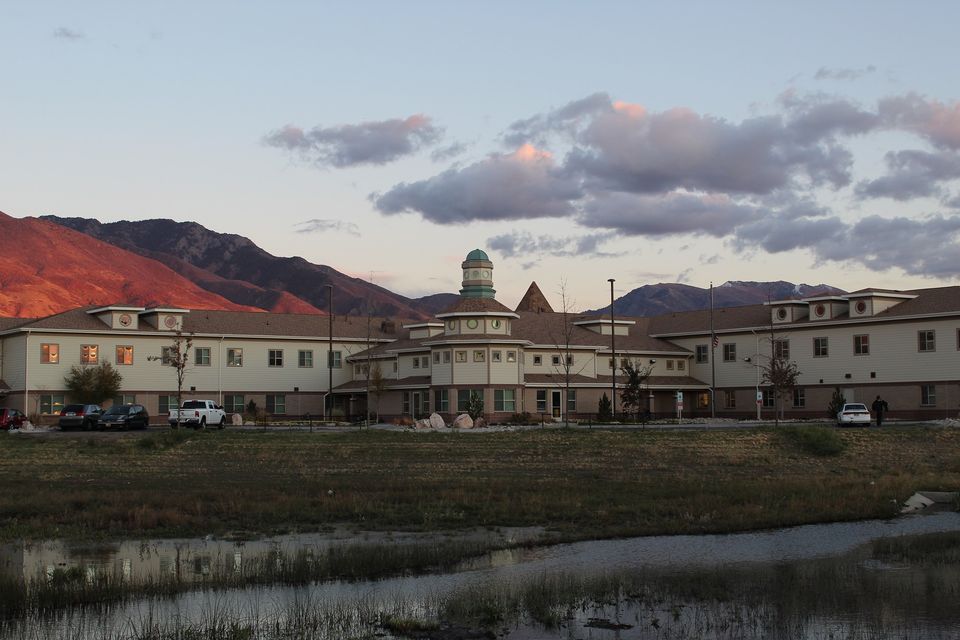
[473,417,486,429]
[452,414,474,429]
[415,418,432,429]
[231,413,243,426]
[429,412,446,429]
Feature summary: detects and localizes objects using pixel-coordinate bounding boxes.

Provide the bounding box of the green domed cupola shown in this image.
[460,249,496,298]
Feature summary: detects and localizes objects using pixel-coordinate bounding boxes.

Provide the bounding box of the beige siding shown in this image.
[452,358,488,385]
[1,335,26,391]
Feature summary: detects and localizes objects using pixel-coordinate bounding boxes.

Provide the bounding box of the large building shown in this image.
[2,250,959,422]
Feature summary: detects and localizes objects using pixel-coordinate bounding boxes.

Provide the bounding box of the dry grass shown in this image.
[0,426,957,541]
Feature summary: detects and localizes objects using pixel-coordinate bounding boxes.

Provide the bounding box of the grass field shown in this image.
[1,426,958,542]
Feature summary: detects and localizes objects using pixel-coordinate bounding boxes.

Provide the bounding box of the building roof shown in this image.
[524,373,708,388]
[438,297,516,315]
[515,312,687,352]
[333,375,431,393]
[465,248,489,261]
[1,306,399,340]
[514,282,554,313]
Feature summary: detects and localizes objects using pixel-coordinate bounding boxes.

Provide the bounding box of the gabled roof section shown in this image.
[515,282,554,313]
[437,297,516,315]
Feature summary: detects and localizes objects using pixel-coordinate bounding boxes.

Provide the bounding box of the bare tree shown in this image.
[550,280,590,427]
[369,362,387,423]
[150,331,193,428]
[760,322,800,426]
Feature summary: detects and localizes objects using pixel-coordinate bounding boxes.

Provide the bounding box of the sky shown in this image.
[2,1,960,311]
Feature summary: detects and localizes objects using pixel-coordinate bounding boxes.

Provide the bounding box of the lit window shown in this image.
[39,394,65,414]
[41,343,59,364]
[116,345,134,365]
[227,348,243,367]
[81,344,99,364]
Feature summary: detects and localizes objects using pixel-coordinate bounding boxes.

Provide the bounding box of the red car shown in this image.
[0,408,27,430]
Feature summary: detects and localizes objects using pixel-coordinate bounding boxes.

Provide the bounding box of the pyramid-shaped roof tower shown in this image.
[515,282,554,313]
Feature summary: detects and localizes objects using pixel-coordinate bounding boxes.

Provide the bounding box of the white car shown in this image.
[837,403,872,427]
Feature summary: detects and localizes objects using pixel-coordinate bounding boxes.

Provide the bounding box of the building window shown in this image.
[551,355,561,366]
[536,389,547,412]
[227,348,243,367]
[41,343,60,364]
[761,388,775,408]
[412,357,420,369]
[457,389,481,412]
[567,390,577,411]
[494,389,516,412]
[921,385,936,407]
[195,347,211,366]
[455,350,467,363]
[666,360,674,371]
[695,345,708,364]
[793,388,806,408]
[813,337,828,358]
[473,350,485,362]
[677,359,685,371]
[116,345,134,365]
[266,350,282,367]
[421,356,430,368]
[697,392,710,409]
[113,394,136,406]
[723,344,736,362]
[161,346,175,366]
[773,339,790,360]
[724,390,736,409]
[159,395,176,414]
[402,392,409,415]
[328,351,342,368]
[39,394,65,414]
[299,350,313,368]
[224,395,245,413]
[918,330,936,352]
[266,394,286,414]
[433,352,441,364]
[392,361,398,372]
[506,351,516,363]
[492,351,502,363]
[854,334,870,356]
[533,355,542,366]
[435,389,449,412]
[442,351,451,364]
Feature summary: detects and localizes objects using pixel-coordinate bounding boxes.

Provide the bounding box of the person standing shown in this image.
[871,395,889,427]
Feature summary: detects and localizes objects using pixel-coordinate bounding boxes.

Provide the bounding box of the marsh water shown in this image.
[3,512,960,639]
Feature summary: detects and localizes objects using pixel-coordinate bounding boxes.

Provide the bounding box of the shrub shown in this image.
[507,412,539,425]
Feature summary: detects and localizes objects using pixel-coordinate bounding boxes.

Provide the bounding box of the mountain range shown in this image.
[0,211,844,320]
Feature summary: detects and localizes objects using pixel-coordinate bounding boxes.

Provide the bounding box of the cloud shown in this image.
[731,212,847,253]
[503,92,612,147]
[487,230,618,260]
[581,191,759,237]
[816,214,960,277]
[430,141,469,162]
[878,94,960,149]
[855,150,960,201]
[264,114,442,167]
[814,65,877,81]
[373,144,581,223]
[53,27,84,40]
[294,219,360,236]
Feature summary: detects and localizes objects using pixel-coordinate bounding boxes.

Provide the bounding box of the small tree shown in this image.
[466,392,484,421]
[150,331,193,427]
[619,361,654,423]
[63,362,122,404]
[369,363,387,423]
[550,279,590,427]
[597,393,612,422]
[762,356,800,427]
[827,387,846,421]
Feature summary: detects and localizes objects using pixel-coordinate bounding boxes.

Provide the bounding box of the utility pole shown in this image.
[326,283,333,422]
[608,278,616,419]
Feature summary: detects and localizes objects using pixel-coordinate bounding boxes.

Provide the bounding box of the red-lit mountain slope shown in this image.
[0,212,259,317]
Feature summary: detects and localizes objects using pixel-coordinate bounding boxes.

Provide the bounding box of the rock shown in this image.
[429,412,446,429]
[231,413,243,426]
[415,418,432,429]
[453,414,474,429]
[473,417,486,429]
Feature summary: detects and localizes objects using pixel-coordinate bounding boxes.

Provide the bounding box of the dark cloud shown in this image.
[814,66,877,81]
[731,213,847,253]
[878,94,960,150]
[945,194,960,209]
[53,27,84,40]
[294,219,360,236]
[263,115,442,167]
[855,150,960,201]
[816,215,960,277]
[581,192,759,237]
[503,92,611,147]
[487,230,618,260]
[373,145,581,224]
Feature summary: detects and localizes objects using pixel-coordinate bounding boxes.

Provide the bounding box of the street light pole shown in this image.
[608,278,616,419]
[326,284,333,422]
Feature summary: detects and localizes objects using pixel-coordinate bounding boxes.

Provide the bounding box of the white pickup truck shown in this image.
[168,399,227,429]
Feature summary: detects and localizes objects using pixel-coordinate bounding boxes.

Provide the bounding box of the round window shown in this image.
[776,308,787,320]
[466,318,479,329]
[447,320,456,330]
[491,319,501,329]
[164,315,177,328]
[118,313,132,327]
[855,301,867,314]
[814,304,825,317]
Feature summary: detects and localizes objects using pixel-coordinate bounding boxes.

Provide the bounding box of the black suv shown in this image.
[98,404,149,430]
[59,404,102,431]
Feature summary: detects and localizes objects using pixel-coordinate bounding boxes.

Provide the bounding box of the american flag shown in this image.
[712,334,719,348]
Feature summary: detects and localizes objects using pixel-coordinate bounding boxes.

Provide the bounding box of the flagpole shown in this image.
[710,282,716,419]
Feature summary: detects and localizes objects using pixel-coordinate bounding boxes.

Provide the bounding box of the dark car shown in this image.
[59,404,102,431]
[0,408,27,430]
[98,404,149,430]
